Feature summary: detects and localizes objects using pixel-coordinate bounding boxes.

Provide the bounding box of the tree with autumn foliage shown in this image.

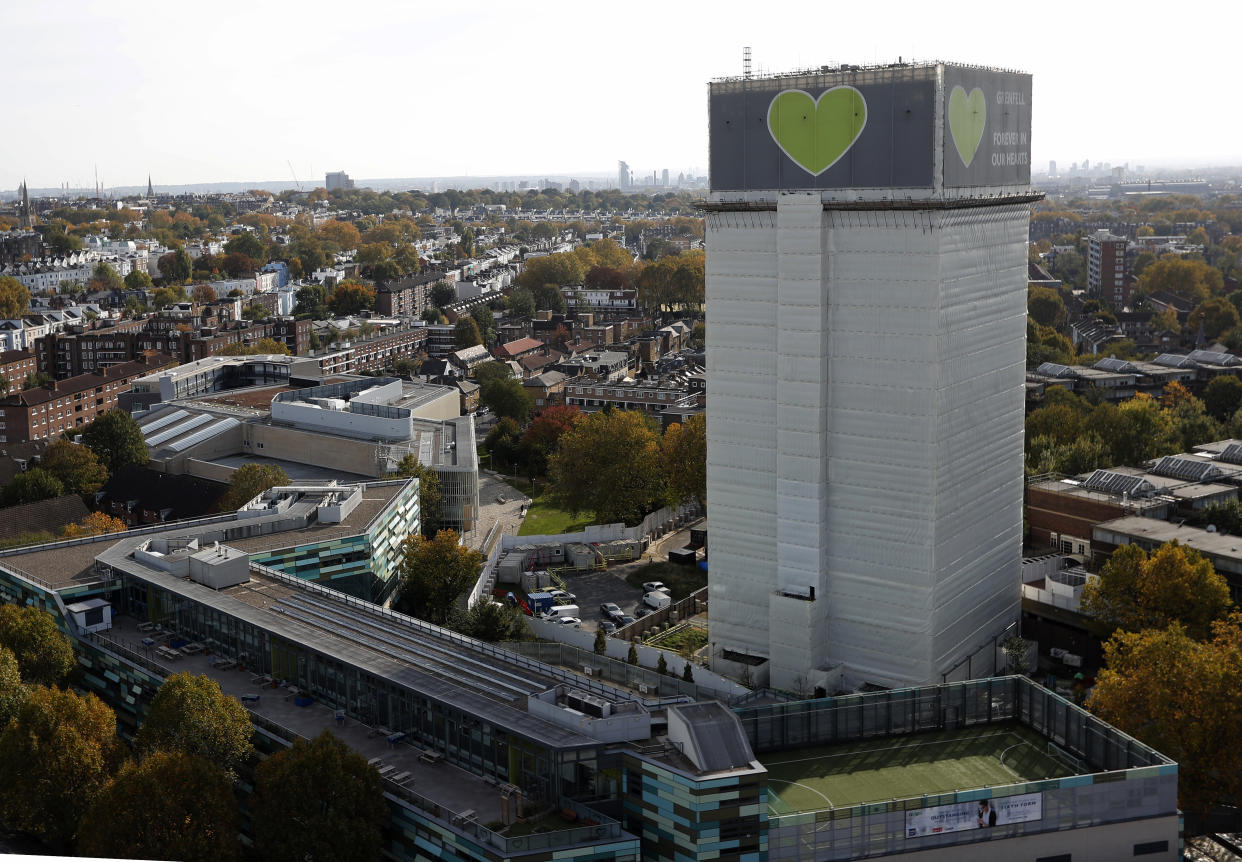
[61,512,127,538]
[548,410,666,526]
[0,686,125,850]
[660,413,706,505]
[393,530,482,625]
[1088,614,1242,814]
[1081,541,1232,639]
[327,280,375,316]
[518,405,581,476]
[316,219,361,252]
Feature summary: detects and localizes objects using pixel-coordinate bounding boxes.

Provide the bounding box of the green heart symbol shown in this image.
[948,85,986,167]
[767,87,867,176]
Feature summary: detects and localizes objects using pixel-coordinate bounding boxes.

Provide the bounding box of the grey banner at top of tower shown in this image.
[710,80,935,191]
[942,69,1032,188]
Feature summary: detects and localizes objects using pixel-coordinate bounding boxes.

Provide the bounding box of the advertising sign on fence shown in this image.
[905,792,1042,838]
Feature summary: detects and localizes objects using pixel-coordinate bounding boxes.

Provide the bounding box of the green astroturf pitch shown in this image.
[760,723,1077,814]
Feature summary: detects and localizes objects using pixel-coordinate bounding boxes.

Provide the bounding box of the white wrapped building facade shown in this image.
[705,62,1035,691]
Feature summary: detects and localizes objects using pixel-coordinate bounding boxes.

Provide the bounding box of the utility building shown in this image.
[705,62,1035,691]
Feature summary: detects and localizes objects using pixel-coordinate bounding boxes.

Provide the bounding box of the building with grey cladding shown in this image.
[0,476,1178,860]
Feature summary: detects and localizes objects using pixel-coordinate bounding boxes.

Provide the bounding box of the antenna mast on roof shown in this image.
[743,46,752,79]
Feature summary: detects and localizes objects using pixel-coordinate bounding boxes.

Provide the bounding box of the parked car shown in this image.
[600,602,622,619]
[617,615,636,627]
[556,617,582,628]
[642,581,670,595]
[599,620,617,634]
[549,588,576,603]
[634,606,651,619]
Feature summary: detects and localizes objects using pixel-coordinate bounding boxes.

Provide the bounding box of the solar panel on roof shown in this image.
[1188,349,1241,367]
[139,409,188,435]
[1150,455,1223,483]
[1219,443,1242,465]
[1094,357,1135,372]
[166,417,240,452]
[1153,354,1195,368]
[145,413,213,447]
[1034,362,1074,378]
[1081,470,1155,497]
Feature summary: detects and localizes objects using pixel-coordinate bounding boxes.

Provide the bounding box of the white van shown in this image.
[643,591,671,610]
[542,604,581,621]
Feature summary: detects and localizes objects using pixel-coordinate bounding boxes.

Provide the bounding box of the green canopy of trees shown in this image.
[220,463,289,511]
[394,530,482,625]
[250,730,385,862]
[81,409,149,474]
[135,673,255,777]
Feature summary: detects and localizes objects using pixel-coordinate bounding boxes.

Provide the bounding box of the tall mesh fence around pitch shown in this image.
[736,676,1178,861]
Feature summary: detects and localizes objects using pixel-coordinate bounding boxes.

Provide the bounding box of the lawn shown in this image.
[510,479,596,537]
[623,561,706,601]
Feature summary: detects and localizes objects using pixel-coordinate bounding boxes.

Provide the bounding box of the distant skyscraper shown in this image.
[706,62,1033,691]
[662,168,670,187]
[618,161,631,190]
[1048,160,1057,177]
[325,171,354,191]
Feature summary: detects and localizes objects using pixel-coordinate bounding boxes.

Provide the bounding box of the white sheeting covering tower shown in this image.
[705,62,1034,691]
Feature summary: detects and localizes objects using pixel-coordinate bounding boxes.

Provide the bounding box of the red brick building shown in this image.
[0,350,38,390]
[0,352,176,443]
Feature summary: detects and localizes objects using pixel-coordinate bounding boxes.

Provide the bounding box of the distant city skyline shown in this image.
[4,0,1240,191]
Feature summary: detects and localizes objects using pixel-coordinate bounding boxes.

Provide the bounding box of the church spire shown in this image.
[17,180,32,230]
[147,175,154,198]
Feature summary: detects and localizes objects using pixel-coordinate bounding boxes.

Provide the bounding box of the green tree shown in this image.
[1188,297,1240,341]
[0,467,65,507]
[224,231,266,261]
[77,751,240,862]
[1088,616,1242,814]
[250,730,385,862]
[480,377,533,424]
[506,286,536,319]
[0,276,31,319]
[395,453,442,538]
[1027,286,1067,329]
[516,253,586,290]
[393,530,482,625]
[1203,375,1242,422]
[682,662,694,682]
[1081,542,1233,639]
[431,282,456,308]
[124,268,153,289]
[485,417,522,471]
[473,360,513,387]
[454,316,483,348]
[135,672,255,777]
[40,439,109,499]
[627,643,638,665]
[21,370,53,390]
[661,413,706,504]
[158,247,193,284]
[0,647,27,728]
[0,605,76,687]
[1084,396,1172,466]
[81,409,149,474]
[0,686,124,850]
[549,410,666,526]
[460,597,527,642]
[91,262,123,292]
[657,653,668,676]
[594,627,608,655]
[221,463,289,511]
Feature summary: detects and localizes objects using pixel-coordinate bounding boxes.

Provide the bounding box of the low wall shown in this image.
[614,587,706,641]
[184,458,236,484]
[523,616,747,701]
[501,502,703,550]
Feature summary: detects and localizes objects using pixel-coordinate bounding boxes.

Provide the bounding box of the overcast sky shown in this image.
[4,0,1239,191]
